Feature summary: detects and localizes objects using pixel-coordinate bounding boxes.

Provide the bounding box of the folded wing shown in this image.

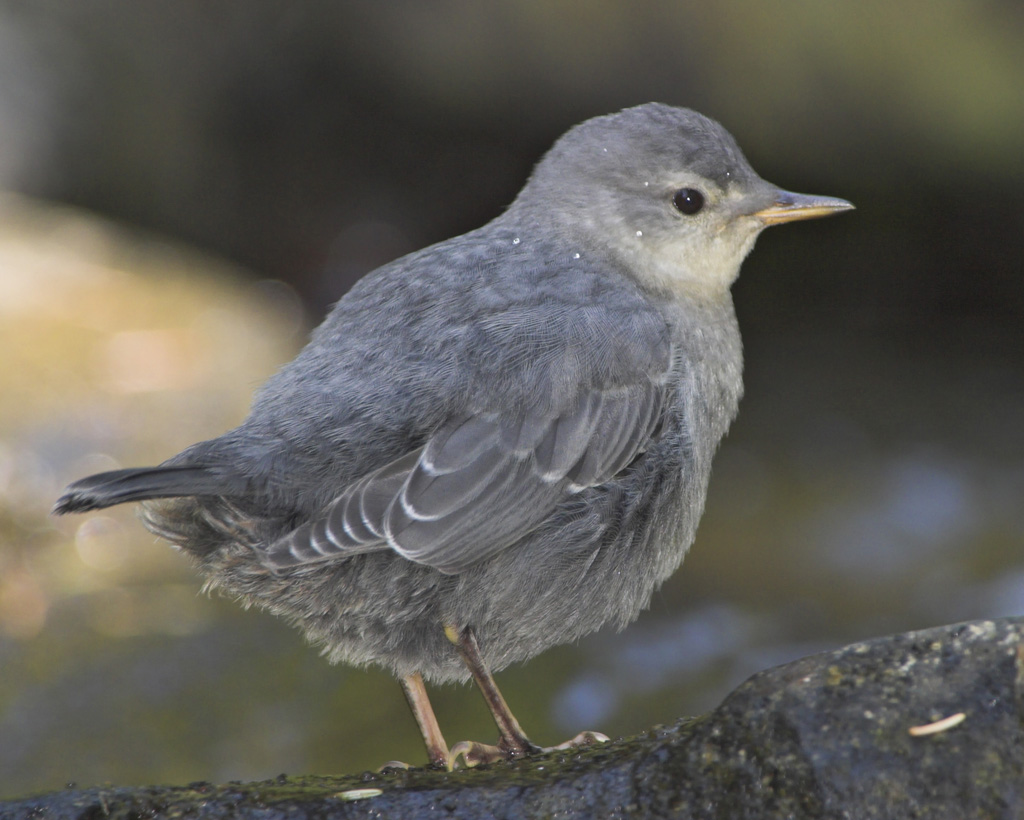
[261,378,666,574]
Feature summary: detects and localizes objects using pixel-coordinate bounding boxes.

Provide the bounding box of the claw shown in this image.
[446,731,610,769]
[447,740,507,770]
[377,759,412,772]
[543,730,610,752]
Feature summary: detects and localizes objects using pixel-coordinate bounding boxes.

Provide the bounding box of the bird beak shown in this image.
[753,191,854,225]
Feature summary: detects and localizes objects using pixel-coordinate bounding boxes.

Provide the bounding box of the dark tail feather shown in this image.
[53,466,229,515]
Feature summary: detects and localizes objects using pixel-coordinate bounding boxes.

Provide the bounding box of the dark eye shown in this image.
[672,188,705,215]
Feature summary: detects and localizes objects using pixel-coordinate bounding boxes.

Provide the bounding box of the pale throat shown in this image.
[620,224,764,301]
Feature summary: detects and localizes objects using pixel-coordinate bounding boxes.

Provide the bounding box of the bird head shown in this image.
[515,103,853,299]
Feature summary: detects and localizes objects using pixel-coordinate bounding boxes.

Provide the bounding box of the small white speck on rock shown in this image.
[336,788,383,802]
[512,237,520,245]
[636,231,643,237]
[573,252,581,259]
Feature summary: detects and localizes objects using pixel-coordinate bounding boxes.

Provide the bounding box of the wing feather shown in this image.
[261,379,668,573]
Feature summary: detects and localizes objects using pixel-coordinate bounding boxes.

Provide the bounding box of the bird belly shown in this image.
[184,433,698,684]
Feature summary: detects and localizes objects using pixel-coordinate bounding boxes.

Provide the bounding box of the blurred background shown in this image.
[2,0,1023,799]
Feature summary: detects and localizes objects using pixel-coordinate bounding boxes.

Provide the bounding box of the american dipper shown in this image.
[55,103,852,769]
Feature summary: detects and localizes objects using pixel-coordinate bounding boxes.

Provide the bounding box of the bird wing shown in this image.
[261,377,667,574]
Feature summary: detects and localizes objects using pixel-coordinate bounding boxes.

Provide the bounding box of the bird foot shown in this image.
[447,730,610,769]
[447,740,509,770]
[543,730,611,752]
[377,759,412,772]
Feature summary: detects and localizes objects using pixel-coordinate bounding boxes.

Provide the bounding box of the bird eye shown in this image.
[672,188,705,215]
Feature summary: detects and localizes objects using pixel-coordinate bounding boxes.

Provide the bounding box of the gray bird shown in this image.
[54,103,852,770]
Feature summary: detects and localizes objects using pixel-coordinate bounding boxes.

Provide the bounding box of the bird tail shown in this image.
[53,466,227,515]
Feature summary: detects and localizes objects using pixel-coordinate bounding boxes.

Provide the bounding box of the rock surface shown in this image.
[3,616,1022,819]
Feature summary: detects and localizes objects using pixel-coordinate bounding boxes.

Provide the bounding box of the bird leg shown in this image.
[398,672,449,769]
[443,623,611,768]
[444,623,541,767]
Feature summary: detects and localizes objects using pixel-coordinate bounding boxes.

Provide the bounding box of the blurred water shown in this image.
[549,441,1024,736]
